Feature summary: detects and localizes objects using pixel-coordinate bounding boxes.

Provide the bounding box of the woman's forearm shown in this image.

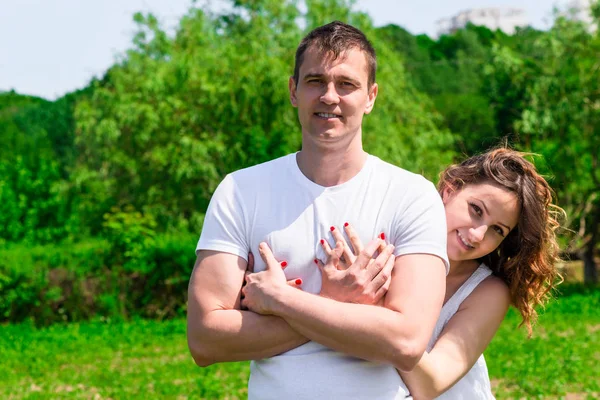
[399,349,468,399]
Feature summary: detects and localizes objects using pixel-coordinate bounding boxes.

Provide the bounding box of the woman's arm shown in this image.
[400,276,510,399]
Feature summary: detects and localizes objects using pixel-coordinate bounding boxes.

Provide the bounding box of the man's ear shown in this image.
[289,76,298,107]
[364,83,378,114]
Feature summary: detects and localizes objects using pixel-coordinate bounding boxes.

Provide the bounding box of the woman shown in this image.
[247,148,563,399]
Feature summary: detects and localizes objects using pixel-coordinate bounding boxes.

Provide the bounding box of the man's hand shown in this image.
[318,223,395,305]
[241,242,293,315]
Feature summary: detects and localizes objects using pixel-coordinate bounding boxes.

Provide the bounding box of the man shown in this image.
[187,21,448,399]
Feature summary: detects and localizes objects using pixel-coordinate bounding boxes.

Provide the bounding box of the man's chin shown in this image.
[317,128,346,138]
[304,130,339,140]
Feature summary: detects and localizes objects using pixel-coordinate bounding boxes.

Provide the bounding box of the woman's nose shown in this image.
[469,225,488,243]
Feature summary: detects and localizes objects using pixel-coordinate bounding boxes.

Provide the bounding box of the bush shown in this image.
[0,233,197,325]
[102,206,158,273]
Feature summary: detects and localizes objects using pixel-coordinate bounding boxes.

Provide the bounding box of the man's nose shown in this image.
[320,82,340,104]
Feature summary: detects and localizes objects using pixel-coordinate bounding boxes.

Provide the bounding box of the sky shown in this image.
[0,0,572,100]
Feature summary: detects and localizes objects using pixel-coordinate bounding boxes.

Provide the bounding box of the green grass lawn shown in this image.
[1,285,598,399]
[485,285,600,399]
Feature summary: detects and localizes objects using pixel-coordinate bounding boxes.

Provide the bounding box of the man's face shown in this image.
[289,46,378,148]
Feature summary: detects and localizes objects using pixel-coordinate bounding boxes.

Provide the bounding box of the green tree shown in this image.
[378,24,502,155]
[486,7,600,283]
[72,0,456,236]
[0,92,75,242]
[72,4,302,234]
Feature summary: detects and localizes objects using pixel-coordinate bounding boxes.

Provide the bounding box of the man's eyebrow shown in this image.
[302,73,361,85]
[477,198,511,232]
[303,73,324,80]
[337,75,361,85]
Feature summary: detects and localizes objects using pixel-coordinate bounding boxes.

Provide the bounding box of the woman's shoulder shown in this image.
[466,273,511,307]
[456,269,510,315]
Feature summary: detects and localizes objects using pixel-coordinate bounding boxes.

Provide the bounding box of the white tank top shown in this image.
[403,263,496,399]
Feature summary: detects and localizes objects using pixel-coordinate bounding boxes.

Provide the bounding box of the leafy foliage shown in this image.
[0,93,76,242]
[2,0,599,281]
[0,236,195,324]
[484,8,600,281]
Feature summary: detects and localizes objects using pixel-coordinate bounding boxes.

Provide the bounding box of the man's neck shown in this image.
[296,142,368,187]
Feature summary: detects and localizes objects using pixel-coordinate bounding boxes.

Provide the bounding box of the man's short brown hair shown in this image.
[293,21,377,88]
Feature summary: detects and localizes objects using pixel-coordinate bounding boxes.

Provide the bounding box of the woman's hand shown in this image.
[241,242,302,314]
[318,223,395,305]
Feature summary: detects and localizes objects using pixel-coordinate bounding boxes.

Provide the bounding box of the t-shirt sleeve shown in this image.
[196,174,249,261]
[392,180,450,274]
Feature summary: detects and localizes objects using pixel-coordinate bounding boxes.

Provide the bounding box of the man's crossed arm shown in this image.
[187,250,307,366]
[187,242,445,371]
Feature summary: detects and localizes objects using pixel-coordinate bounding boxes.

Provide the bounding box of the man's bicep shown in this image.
[384,254,446,331]
[188,250,247,316]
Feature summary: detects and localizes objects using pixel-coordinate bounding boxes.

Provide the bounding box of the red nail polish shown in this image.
[380,232,386,240]
[330,226,335,231]
[320,239,325,245]
[295,279,302,285]
[344,222,349,227]
[281,261,288,268]
[314,259,318,264]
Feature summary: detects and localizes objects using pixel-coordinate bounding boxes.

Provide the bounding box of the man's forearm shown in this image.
[188,308,308,366]
[271,287,429,371]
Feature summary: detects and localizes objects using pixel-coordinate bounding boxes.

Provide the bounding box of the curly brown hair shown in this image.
[438,148,564,335]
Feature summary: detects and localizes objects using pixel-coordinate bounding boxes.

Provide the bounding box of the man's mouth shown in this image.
[315,112,341,119]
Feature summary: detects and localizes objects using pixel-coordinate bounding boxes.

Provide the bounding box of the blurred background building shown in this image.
[563,0,595,29]
[436,7,528,36]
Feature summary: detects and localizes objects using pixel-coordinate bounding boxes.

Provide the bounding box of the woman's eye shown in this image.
[470,203,482,216]
[494,226,505,237]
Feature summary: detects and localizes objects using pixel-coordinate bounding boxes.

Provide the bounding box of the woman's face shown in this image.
[443,182,520,266]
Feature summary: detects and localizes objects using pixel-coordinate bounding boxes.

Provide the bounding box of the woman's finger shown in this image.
[368,244,394,279]
[259,241,280,267]
[286,278,303,289]
[319,237,333,256]
[344,222,364,255]
[314,258,325,273]
[371,251,395,302]
[324,242,344,272]
[330,226,355,265]
[351,238,383,272]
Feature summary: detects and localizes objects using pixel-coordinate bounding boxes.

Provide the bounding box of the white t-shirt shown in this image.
[197,153,448,400]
